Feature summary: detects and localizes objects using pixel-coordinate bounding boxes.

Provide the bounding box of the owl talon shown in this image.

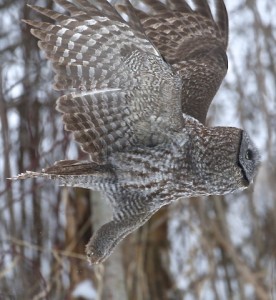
[85,243,103,264]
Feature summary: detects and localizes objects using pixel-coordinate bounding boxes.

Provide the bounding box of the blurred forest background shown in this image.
[0,0,275,299]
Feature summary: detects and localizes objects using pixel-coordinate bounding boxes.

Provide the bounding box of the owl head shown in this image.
[189,126,260,195]
[237,130,260,184]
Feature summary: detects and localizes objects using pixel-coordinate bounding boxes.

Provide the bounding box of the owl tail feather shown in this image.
[43,160,113,176]
[8,160,114,190]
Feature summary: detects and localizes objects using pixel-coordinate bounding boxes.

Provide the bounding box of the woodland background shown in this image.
[0,0,275,299]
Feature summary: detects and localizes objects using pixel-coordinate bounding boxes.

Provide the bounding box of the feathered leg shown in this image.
[86,208,156,264]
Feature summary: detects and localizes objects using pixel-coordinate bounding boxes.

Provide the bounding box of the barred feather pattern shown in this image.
[14,0,261,264]
[130,0,228,123]
[24,1,184,162]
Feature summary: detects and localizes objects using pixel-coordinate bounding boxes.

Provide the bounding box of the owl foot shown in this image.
[85,240,107,265]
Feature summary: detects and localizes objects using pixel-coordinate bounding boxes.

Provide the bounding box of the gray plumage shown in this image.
[14,0,260,264]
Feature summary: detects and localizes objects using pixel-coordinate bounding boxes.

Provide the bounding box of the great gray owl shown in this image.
[14,0,260,264]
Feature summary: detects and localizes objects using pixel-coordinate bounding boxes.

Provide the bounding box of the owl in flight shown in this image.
[15,0,260,263]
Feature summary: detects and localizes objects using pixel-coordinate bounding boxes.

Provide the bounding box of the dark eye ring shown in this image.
[245,149,253,160]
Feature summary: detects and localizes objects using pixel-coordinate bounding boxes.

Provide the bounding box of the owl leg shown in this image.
[85,209,156,264]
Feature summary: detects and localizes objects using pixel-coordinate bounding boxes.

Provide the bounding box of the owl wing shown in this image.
[127,0,228,124]
[25,0,183,163]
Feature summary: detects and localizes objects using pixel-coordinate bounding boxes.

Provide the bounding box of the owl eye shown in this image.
[245,149,253,160]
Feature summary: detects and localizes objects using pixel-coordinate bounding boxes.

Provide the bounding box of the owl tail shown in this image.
[43,160,113,176]
[9,160,114,190]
